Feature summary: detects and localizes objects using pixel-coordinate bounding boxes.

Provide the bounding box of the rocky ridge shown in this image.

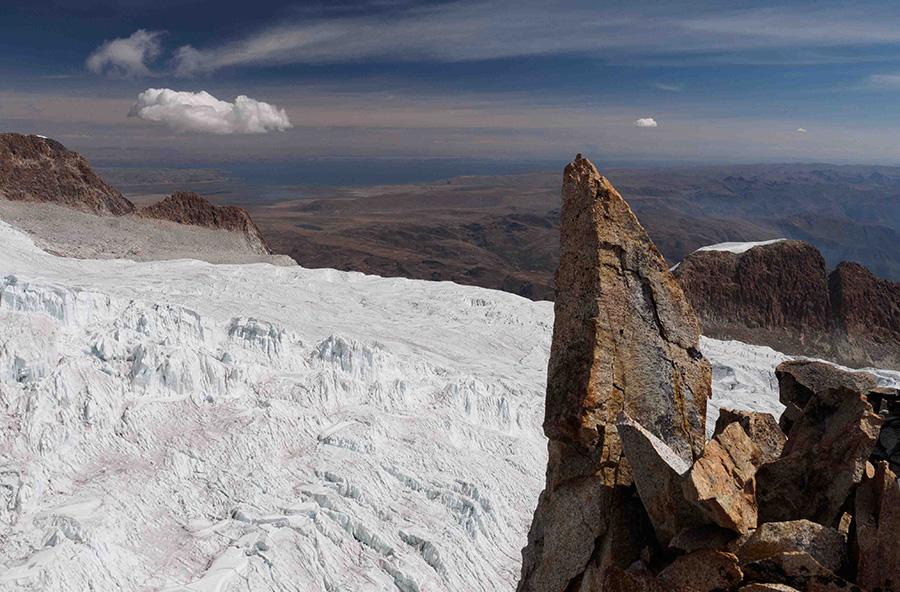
[139,190,272,254]
[0,133,277,262]
[520,156,900,592]
[0,133,135,215]
[675,240,900,371]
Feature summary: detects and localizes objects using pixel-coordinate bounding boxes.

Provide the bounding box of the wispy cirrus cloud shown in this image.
[128,88,292,134]
[86,29,164,77]
[166,2,900,75]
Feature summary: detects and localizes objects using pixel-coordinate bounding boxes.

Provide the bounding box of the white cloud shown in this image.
[797,128,807,132]
[86,29,163,77]
[128,89,292,134]
[634,118,658,128]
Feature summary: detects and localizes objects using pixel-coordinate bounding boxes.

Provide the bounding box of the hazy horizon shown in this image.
[7,0,900,181]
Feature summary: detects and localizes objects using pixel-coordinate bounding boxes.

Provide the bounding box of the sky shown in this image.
[5,0,900,181]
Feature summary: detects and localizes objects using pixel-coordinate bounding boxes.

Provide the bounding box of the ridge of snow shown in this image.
[0,219,897,591]
[695,238,787,254]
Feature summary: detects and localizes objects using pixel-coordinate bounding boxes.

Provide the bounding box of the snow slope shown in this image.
[695,238,787,254]
[0,220,897,591]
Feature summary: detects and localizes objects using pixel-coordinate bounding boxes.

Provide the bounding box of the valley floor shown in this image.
[0,220,897,591]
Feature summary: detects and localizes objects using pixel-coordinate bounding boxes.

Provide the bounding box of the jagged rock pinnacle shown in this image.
[518,155,711,592]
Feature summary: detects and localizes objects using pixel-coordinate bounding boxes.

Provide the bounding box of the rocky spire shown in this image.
[518,155,711,592]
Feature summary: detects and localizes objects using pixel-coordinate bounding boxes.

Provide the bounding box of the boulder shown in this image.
[741,552,861,592]
[683,422,759,534]
[518,156,711,592]
[669,525,740,554]
[756,386,882,525]
[853,461,900,592]
[775,361,876,433]
[589,566,701,592]
[732,520,846,573]
[616,413,708,543]
[656,550,743,592]
[714,409,786,463]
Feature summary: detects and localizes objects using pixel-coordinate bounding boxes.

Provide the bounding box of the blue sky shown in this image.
[4,0,900,176]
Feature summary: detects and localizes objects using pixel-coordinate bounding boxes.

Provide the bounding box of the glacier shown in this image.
[0,219,897,592]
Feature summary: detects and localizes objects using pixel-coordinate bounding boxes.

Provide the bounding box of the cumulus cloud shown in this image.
[128,89,292,134]
[86,29,163,77]
[797,127,807,132]
[634,117,658,128]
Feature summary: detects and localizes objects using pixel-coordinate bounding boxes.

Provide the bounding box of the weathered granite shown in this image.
[518,155,711,592]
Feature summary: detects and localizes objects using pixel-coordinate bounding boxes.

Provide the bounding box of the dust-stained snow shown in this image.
[0,219,895,591]
[696,238,787,254]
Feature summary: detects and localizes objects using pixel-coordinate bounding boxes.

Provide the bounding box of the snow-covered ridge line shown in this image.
[695,238,787,254]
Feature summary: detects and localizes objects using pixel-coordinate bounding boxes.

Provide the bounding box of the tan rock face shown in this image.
[853,461,900,592]
[656,550,743,592]
[518,156,711,592]
[733,520,846,573]
[756,386,883,525]
[683,422,760,534]
[714,409,786,464]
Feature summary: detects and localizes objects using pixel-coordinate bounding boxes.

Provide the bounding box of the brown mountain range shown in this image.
[235,163,900,302]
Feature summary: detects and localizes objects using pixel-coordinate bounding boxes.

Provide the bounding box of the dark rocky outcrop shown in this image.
[674,240,900,371]
[518,155,711,592]
[0,133,135,215]
[139,191,272,254]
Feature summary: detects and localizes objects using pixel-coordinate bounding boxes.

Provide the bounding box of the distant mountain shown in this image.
[675,239,900,370]
[242,163,900,301]
[139,190,272,254]
[0,133,136,215]
[0,133,284,265]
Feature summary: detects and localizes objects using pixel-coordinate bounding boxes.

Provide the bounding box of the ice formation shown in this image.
[0,220,897,591]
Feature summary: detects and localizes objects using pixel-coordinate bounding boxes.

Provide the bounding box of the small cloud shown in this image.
[867,73,900,88]
[128,88,293,134]
[634,117,658,128]
[653,83,684,92]
[797,128,807,132]
[173,45,204,77]
[87,29,163,77]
